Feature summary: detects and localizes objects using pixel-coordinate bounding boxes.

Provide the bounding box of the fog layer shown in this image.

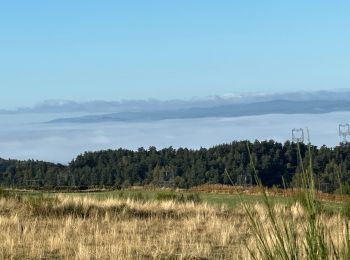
[0,112,347,164]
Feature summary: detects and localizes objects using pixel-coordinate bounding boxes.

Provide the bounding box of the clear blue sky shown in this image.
[1,1,350,108]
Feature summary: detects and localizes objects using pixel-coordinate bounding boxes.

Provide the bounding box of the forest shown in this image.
[0,140,349,193]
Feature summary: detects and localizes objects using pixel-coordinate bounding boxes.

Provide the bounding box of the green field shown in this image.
[7,187,345,214]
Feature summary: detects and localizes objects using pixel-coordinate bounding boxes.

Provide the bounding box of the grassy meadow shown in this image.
[0,186,350,259]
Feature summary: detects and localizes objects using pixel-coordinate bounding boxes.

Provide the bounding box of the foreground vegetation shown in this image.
[0,187,349,259]
[0,192,247,259]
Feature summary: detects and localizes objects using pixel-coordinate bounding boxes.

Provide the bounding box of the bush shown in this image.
[117,191,146,201]
[0,188,21,201]
[24,195,59,216]
[156,193,178,201]
[0,188,11,198]
[342,199,350,218]
[156,192,202,203]
[185,193,202,203]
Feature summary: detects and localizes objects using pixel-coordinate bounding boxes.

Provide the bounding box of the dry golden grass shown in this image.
[0,195,249,259]
[0,194,348,259]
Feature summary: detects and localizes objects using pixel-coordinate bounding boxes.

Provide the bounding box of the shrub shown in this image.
[0,188,11,198]
[0,188,21,201]
[156,192,202,203]
[24,195,59,216]
[117,191,146,201]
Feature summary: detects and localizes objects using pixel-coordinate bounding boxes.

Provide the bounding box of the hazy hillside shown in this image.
[49,99,350,123]
[2,90,350,115]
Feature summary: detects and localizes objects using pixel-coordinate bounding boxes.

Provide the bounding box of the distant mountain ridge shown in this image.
[3,90,350,115]
[49,99,350,123]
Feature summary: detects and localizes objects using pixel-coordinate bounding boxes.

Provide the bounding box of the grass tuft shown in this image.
[240,140,350,259]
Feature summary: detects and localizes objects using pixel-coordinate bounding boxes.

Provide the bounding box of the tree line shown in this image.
[0,140,350,193]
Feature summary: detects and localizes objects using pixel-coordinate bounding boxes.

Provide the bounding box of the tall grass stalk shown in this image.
[237,140,350,259]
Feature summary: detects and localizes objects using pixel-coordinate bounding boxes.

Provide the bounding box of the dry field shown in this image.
[0,192,349,259]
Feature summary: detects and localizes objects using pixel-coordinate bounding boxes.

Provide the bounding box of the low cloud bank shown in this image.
[0,112,347,164]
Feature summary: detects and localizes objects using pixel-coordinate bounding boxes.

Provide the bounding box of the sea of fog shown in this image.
[0,112,348,164]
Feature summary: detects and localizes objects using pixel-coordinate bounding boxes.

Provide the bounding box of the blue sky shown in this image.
[1,1,350,108]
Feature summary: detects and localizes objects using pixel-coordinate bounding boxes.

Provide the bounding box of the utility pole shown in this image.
[291,128,305,188]
[292,128,304,144]
[339,123,350,144]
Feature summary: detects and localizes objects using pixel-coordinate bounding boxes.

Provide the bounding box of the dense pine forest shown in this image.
[0,140,350,193]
